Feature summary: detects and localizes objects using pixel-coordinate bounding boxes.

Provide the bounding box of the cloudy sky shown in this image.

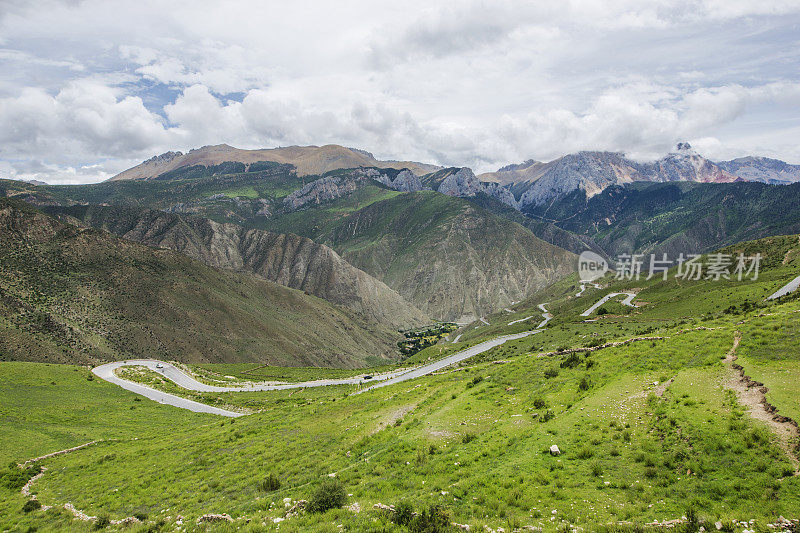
[1,0,799,184]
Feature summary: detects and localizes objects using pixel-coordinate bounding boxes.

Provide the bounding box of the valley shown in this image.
[2,145,800,532]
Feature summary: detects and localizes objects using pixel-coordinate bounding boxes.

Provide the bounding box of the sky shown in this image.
[1,0,799,184]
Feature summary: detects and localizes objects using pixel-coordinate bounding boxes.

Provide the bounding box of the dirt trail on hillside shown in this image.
[724,331,799,473]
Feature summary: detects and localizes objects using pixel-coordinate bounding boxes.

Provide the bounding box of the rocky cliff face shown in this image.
[57,206,427,329]
[420,167,520,209]
[481,144,740,208]
[283,172,366,211]
[373,169,423,192]
[718,156,800,184]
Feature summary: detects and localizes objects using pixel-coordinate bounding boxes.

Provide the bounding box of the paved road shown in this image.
[356,330,538,394]
[93,330,538,413]
[537,303,553,328]
[576,280,601,297]
[507,315,533,326]
[580,292,637,317]
[92,362,244,417]
[767,274,800,300]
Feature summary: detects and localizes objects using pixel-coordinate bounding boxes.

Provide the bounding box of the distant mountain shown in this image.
[293,191,576,322]
[479,143,738,208]
[0,199,403,367]
[524,181,800,259]
[53,205,428,329]
[109,144,440,181]
[717,156,800,184]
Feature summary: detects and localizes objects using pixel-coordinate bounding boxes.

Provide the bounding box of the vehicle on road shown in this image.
[156,363,164,369]
[363,375,373,380]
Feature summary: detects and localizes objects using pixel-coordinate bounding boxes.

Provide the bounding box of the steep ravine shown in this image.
[53,205,428,330]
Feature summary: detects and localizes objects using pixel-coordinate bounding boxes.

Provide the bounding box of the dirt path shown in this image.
[724,331,799,472]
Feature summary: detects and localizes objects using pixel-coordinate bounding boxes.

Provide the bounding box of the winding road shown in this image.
[767,274,800,300]
[536,303,553,328]
[576,280,602,297]
[93,331,537,415]
[580,292,638,317]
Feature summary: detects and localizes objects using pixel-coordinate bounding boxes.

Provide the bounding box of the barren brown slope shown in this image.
[109,144,440,181]
[317,192,577,322]
[53,205,428,330]
[0,199,401,367]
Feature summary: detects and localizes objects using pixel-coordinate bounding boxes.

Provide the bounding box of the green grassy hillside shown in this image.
[2,233,799,531]
[0,199,401,367]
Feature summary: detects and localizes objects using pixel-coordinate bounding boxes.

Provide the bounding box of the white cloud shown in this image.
[1,0,799,183]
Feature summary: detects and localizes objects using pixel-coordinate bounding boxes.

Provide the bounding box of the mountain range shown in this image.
[107,142,800,212]
[110,143,440,181]
[3,140,800,366]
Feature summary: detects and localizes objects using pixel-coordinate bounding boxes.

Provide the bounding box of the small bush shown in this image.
[466,375,484,388]
[682,507,699,533]
[94,512,110,529]
[544,368,559,379]
[533,398,547,409]
[308,478,347,513]
[411,504,451,533]
[259,473,281,492]
[393,501,414,527]
[1,465,41,490]
[579,376,591,391]
[576,448,594,460]
[22,499,41,513]
[462,433,477,444]
[597,307,609,315]
[560,353,582,369]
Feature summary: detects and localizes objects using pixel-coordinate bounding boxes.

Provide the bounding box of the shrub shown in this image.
[308,478,347,513]
[560,353,582,369]
[411,504,451,533]
[1,465,41,490]
[466,375,484,388]
[682,507,699,533]
[544,368,559,379]
[591,463,604,477]
[576,448,594,460]
[586,337,607,348]
[22,499,41,513]
[540,410,555,422]
[579,376,591,391]
[393,501,414,527]
[462,433,477,444]
[94,512,110,529]
[597,307,609,315]
[259,473,281,492]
